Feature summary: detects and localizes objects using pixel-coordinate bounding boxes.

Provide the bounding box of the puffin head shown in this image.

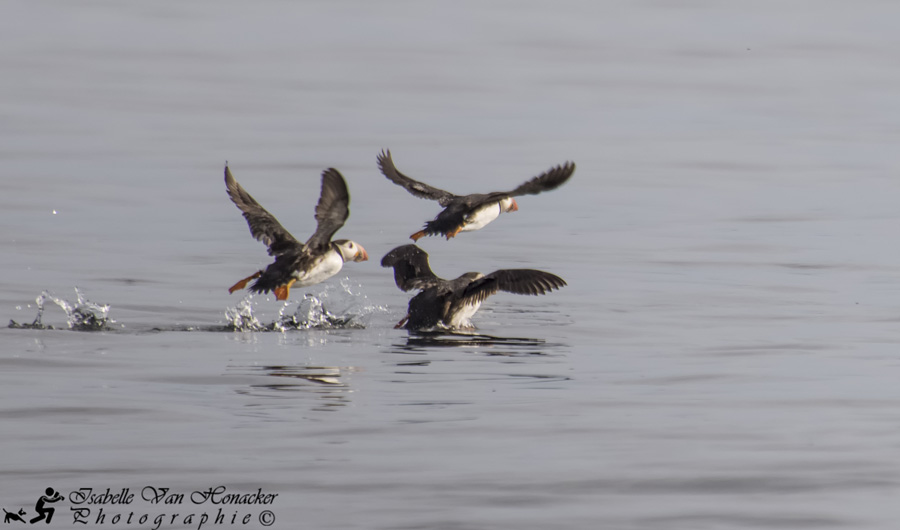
[500,197,518,213]
[334,240,369,262]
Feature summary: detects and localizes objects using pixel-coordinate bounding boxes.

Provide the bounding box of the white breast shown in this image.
[446,301,482,330]
[461,203,501,232]
[293,251,344,287]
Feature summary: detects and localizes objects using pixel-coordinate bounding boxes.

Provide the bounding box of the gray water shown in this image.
[4,1,900,528]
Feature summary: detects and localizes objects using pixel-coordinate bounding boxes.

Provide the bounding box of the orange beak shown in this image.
[356,245,369,262]
[509,198,519,212]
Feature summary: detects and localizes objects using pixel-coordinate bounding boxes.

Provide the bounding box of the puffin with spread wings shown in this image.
[225,165,368,301]
[381,244,566,331]
[377,150,575,241]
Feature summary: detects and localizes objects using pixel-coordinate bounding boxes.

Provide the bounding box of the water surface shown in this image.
[4,1,900,529]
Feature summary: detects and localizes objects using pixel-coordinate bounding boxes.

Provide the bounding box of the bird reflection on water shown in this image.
[392,330,558,356]
[232,364,357,412]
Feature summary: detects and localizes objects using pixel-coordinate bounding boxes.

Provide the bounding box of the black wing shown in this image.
[506,162,575,197]
[377,149,458,207]
[459,269,567,305]
[225,165,302,256]
[380,244,444,291]
[305,168,350,251]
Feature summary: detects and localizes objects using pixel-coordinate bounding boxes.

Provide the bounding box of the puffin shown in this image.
[225,165,368,301]
[376,149,575,241]
[381,244,566,330]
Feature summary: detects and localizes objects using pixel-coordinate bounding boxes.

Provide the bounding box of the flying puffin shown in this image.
[381,244,566,330]
[225,165,368,301]
[376,149,575,241]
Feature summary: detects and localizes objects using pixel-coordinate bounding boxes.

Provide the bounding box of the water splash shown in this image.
[280,293,360,330]
[285,278,390,330]
[223,277,389,332]
[9,288,113,331]
[331,277,391,326]
[224,295,266,332]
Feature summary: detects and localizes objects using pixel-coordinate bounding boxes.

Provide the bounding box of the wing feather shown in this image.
[457,162,576,211]
[225,165,302,256]
[459,269,567,305]
[377,149,457,207]
[380,244,444,291]
[506,162,575,197]
[305,168,350,251]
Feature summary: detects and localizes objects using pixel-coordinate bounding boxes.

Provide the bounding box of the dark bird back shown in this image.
[377,150,575,241]
[381,244,566,330]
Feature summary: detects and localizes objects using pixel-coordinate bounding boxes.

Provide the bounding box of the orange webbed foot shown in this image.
[273,279,296,301]
[445,226,462,239]
[410,230,426,242]
[228,271,262,293]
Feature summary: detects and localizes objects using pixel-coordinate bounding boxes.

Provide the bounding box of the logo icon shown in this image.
[28,488,64,525]
[3,508,28,524]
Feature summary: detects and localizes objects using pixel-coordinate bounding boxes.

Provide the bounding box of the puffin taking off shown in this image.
[381,244,566,330]
[376,149,575,241]
[225,165,368,301]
